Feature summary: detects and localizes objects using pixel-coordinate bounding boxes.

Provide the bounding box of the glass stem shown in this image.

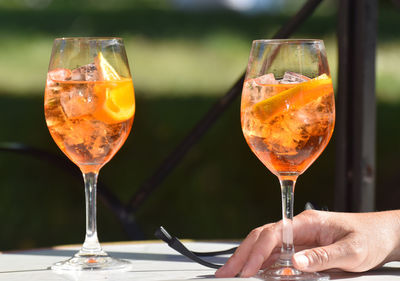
[278,177,296,266]
[80,172,103,255]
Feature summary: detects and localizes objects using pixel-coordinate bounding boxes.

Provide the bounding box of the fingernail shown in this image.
[293,254,309,269]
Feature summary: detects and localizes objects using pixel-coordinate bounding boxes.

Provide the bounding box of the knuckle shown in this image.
[307,247,330,266]
[347,238,365,259]
[258,224,279,239]
[247,227,263,240]
[301,209,323,221]
[302,209,316,217]
[297,209,320,225]
[264,227,280,244]
[247,223,276,240]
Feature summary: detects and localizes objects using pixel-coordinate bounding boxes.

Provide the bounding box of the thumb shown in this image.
[293,240,360,272]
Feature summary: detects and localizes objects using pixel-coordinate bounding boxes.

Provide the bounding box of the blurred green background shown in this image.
[0,0,399,251]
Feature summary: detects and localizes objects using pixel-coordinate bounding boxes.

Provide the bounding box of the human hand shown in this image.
[215,209,400,278]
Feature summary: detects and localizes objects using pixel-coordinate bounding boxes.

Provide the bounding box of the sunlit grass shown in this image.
[0,31,399,102]
[376,40,400,103]
[125,32,250,97]
[0,33,51,95]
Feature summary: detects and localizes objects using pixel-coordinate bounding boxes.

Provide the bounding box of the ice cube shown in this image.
[71,63,99,81]
[255,73,277,85]
[48,68,72,81]
[65,119,115,161]
[46,68,71,88]
[242,79,257,103]
[256,74,278,101]
[302,95,334,137]
[60,85,97,118]
[279,71,310,84]
[243,74,278,104]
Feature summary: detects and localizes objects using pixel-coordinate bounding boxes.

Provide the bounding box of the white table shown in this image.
[1,241,400,281]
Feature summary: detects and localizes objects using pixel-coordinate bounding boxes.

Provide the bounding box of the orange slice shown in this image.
[93,52,135,124]
[94,52,120,80]
[93,79,135,124]
[253,74,333,121]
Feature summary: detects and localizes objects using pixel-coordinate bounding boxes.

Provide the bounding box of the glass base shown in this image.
[51,252,131,271]
[258,264,329,281]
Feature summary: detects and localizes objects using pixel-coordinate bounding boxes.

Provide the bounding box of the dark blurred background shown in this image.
[0,0,399,251]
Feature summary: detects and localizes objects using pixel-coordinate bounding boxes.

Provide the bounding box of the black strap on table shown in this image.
[154,226,237,269]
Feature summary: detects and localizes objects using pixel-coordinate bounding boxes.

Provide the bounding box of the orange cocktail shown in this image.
[45,53,135,173]
[241,73,335,177]
[240,39,334,280]
[44,38,134,271]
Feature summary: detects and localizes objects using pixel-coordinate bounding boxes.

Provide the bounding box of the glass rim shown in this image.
[54,37,124,42]
[252,39,324,44]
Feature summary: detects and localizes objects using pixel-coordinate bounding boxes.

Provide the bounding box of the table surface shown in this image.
[1,241,400,281]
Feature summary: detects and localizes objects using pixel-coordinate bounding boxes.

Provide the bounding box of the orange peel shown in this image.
[94,52,120,80]
[253,74,333,121]
[93,52,135,124]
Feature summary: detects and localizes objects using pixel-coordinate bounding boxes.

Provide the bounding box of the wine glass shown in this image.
[44,37,135,271]
[241,39,335,280]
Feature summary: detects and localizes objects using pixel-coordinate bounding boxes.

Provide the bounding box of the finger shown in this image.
[292,210,328,246]
[259,244,317,270]
[260,250,280,269]
[240,223,282,277]
[215,225,267,277]
[293,237,364,272]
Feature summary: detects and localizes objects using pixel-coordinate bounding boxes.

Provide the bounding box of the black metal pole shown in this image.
[335,0,377,212]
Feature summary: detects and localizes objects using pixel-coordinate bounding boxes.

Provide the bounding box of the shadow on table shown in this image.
[55,271,247,281]
[7,248,230,266]
[329,266,400,279]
